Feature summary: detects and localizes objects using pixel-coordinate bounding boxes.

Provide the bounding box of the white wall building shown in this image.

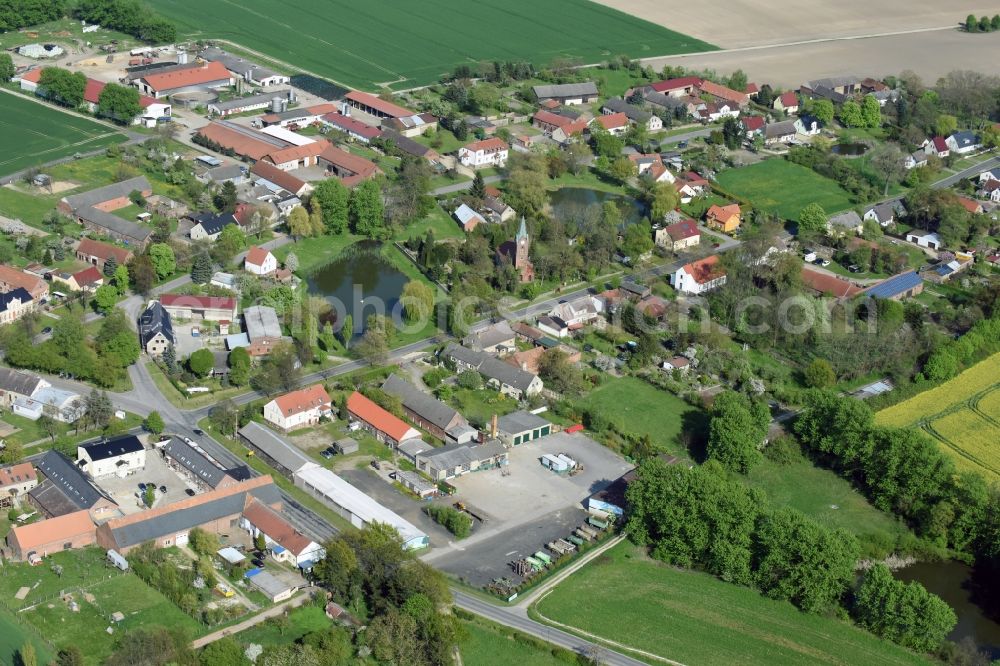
[458,138,509,169]
[77,436,146,479]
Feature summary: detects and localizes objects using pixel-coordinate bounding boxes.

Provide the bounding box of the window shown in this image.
[63,542,72,550]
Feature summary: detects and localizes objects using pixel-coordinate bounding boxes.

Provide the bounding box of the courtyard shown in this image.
[96,448,198,514]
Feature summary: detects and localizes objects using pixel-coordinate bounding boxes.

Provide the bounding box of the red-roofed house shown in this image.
[241,499,324,568]
[706,203,742,233]
[135,61,233,98]
[75,238,133,271]
[159,294,237,321]
[655,218,701,251]
[346,391,420,446]
[956,196,984,215]
[774,91,800,113]
[629,154,674,183]
[318,145,381,186]
[649,77,703,97]
[671,255,727,294]
[0,462,37,508]
[744,83,760,97]
[0,265,48,301]
[742,116,765,137]
[250,161,312,197]
[245,246,277,276]
[264,384,332,430]
[800,267,862,300]
[925,136,950,158]
[82,78,170,127]
[7,510,96,560]
[344,90,417,120]
[697,80,750,107]
[591,112,629,136]
[459,137,509,168]
[53,266,103,293]
[532,110,576,134]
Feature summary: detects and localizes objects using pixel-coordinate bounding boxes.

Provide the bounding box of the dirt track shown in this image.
[639,28,1000,88]
[593,0,999,48]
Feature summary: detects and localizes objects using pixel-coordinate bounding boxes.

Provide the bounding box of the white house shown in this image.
[671,256,727,295]
[241,499,326,569]
[946,131,981,155]
[245,246,277,276]
[458,138,509,169]
[77,436,146,479]
[263,384,332,431]
[906,231,942,250]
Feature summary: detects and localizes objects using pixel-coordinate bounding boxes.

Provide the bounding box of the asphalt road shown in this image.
[933,154,1000,189]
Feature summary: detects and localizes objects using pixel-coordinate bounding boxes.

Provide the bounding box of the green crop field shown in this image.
[0,609,52,666]
[715,159,855,221]
[534,542,929,666]
[155,0,715,90]
[0,93,127,177]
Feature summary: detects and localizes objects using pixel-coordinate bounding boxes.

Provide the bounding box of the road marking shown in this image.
[505,550,517,556]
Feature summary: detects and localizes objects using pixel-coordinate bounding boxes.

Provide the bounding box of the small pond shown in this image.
[896,560,1000,658]
[305,241,409,334]
[547,187,646,227]
[831,142,869,156]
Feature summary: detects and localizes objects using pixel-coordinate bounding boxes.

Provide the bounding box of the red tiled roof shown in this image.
[707,203,741,223]
[72,266,103,287]
[83,78,156,108]
[800,267,862,298]
[242,499,314,556]
[533,110,574,128]
[744,83,759,94]
[11,510,93,551]
[461,137,508,153]
[159,293,236,311]
[0,462,35,488]
[76,238,132,264]
[264,140,330,165]
[593,112,628,131]
[272,384,330,417]
[197,123,275,161]
[682,255,725,285]
[681,171,709,186]
[779,91,798,107]
[956,196,982,213]
[19,68,42,83]
[665,218,699,241]
[932,136,948,152]
[697,80,749,106]
[141,61,231,93]
[0,265,46,294]
[245,246,273,267]
[321,112,383,139]
[346,391,416,442]
[742,116,765,132]
[318,145,380,181]
[344,90,415,119]
[649,76,702,93]
[250,160,308,194]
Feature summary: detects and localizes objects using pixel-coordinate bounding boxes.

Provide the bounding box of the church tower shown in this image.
[515,216,530,270]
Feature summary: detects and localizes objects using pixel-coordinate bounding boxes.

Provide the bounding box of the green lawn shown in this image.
[714,159,854,221]
[579,377,700,457]
[0,609,53,666]
[273,233,364,274]
[6,411,142,449]
[155,0,715,90]
[236,605,330,648]
[0,93,127,177]
[460,617,572,666]
[394,206,464,242]
[448,388,519,429]
[144,361,248,410]
[534,542,929,666]
[412,128,465,155]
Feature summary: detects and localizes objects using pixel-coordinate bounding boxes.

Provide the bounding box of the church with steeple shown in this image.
[496,217,535,283]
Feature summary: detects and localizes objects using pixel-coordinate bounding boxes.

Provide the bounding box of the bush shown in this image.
[422,368,449,389]
[424,505,473,538]
[456,370,483,390]
[764,435,803,465]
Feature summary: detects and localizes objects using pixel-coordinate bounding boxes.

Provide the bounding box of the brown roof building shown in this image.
[76,238,134,270]
[7,510,96,560]
[0,265,48,300]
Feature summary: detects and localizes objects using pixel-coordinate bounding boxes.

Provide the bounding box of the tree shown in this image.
[868,143,905,195]
[469,171,486,199]
[993,14,1000,30]
[144,411,164,434]
[103,254,118,278]
[97,83,141,124]
[854,564,956,652]
[400,280,434,324]
[198,637,249,666]
[648,183,679,222]
[214,181,238,212]
[803,358,836,388]
[721,117,743,149]
[356,326,389,366]
[92,283,119,313]
[967,13,979,32]
[706,391,768,474]
[188,527,221,556]
[609,156,636,182]
[935,114,958,137]
[797,202,827,233]
[191,253,212,284]
[18,642,37,666]
[39,67,86,107]
[104,627,194,666]
[148,243,176,280]
[56,646,85,666]
[308,199,325,237]
[287,205,311,240]
[808,99,835,124]
[340,314,353,348]
[537,348,585,395]
[96,308,140,368]
[112,264,130,296]
[0,54,14,83]
[349,179,385,238]
[312,179,350,234]
[215,223,246,262]
[188,348,214,378]
[0,440,22,465]
[129,254,157,295]
[85,390,114,429]
[838,99,864,128]
[860,94,881,128]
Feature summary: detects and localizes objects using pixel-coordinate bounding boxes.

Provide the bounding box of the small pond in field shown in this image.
[547,187,646,227]
[831,142,869,156]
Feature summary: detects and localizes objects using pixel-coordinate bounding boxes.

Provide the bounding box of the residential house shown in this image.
[773,91,799,114]
[764,119,798,144]
[662,356,691,373]
[537,316,569,338]
[905,151,929,169]
[77,436,146,480]
[978,167,1000,184]
[655,217,700,251]
[671,255,727,294]
[0,463,37,508]
[505,345,580,375]
[160,294,237,321]
[444,343,543,399]
[453,203,486,232]
[741,116,765,138]
[907,231,942,250]
[629,153,673,183]
[674,172,708,204]
[956,196,984,215]
[250,161,313,198]
[482,189,516,223]
[696,102,739,123]
[497,410,552,446]
[381,374,467,441]
[415,441,508,482]
[947,131,981,155]
[545,296,603,333]
[345,391,421,447]
[52,266,103,293]
[0,288,34,325]
[379,130,441,163]
[863,201,905,227]
[0,368,46,408]
[532,82,598,105]
[139,301,175,357]
[245,246,278,276]
[263,385,332,431]
[0,265,47,301]
[801,76,861,102]
[978,179,1000,203]
[827,210,864,236]
[648,77,703,97]
[458,138,508,169]
[865,272,924,301]
[591,112,629,136]
[30,450,118,521]
[380,112,438,138]
[601,98,663,131]
[7,510,96,561]
[75,238,133,271]
[532,110,585,138]
[241,499,324,568]
[924,136,950,158]
[462,321,516,354]
[705,204,741,233]
[134,61,233,98]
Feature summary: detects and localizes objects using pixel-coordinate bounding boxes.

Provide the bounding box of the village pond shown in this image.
[547,187,646,227]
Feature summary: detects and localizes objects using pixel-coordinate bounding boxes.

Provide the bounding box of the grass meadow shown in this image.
[154,0,715,89]
[534,542,930,666]
[0,93,126,177]
[714,159,854,221]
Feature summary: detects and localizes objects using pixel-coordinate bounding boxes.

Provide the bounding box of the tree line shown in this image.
[0,0,64,32]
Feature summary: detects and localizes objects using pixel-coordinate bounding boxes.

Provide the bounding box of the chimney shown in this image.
[521,362,528,371]
[491,413,498,439]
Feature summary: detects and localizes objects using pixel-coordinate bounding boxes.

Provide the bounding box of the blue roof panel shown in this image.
[866,272,922,299]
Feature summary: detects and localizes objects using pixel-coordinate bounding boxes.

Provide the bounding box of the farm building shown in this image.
[532,82,599,105]
[199,48,290,87]
[6,510,97,561]
[77,436,146,480]
[263,384,333,431]
[346,391,421,447]
[0,463,38,508]
[415,440,508,481]
[381,374,467,441]
[134,61,234,98]
[160,437,243,491]
[0,264,48,301]
[238,422,319,477]
[497,410,552,446]
[238,304,290,357]
[75,238,133,271]
[59,177,154,249]
[250,161,312,197]
[865,272,924,301]
[207,91,290,117]
[0,367,46,408]
[159,294,238,321]
[30,450,118,521]
[319,112,383,143]
[453,203,486,232]
[293,465,428,550]
[318,145,382,186]
[260,103,338,128]
[443,343,543,399]
[245,568,307,603]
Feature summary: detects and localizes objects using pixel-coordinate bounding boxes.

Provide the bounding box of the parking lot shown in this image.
[96,449,197,515]
[171,322,215,359]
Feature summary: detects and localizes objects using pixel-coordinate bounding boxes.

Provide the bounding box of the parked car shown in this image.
[184,488,196,497]
[848,264,862,273]
[159,485,167,494]
[192,428,204,436]
[819,259,831,267]
[41,327,52,334]
[321,447,336,460]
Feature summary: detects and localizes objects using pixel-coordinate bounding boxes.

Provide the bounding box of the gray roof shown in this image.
[204,165,246,182]
[209,92,289,113]
[444,343,539,393]
[382,374,464,431]
[463,321,515,351]
[238,422,315,474]
[139,301,175,348]
[398,438,431,459]
[80,435,143,462]
[417,440,506,470]
[0,367,44,398]
[76,206,152,245]
[62,177,151,211]
[244,305,282,340]
[640,88,683,110]
[950,131,980,148]
[867,201,905,223]
[29,480,81,517]
[247,569,305,597]
[806,76,860,90]
[34,450,111,511]
[199,48,280,81]
[532,82,598,99]
[497,410,551,436]
[162,437,229,487]
[107,482,281,549]
[601,98,651,123]
[380,130,433,158]
[828,210,863,228]
[765,119,798,138]
[191,211,236,236]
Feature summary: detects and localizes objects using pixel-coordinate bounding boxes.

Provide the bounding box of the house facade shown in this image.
[671,256,727,294]
[78,437,146,480]
[705,204,741,233]
[263,385,332,431]
[245,246,277,276]
[458,138,509,168]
